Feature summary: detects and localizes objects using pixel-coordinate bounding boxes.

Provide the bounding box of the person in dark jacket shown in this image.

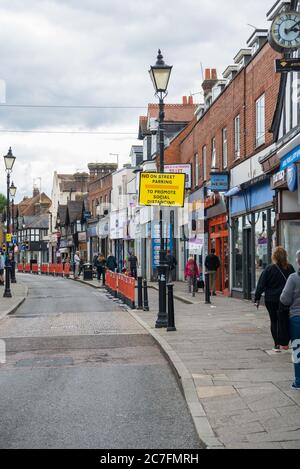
[205,249,220,296]
[255,246,295,352]
[96,254,106,285]
[106,253,117,272]
[165,250,177,283]
[280,250,300,390]
[128,252,138,279]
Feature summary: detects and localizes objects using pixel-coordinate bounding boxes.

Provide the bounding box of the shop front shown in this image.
[276,138,300,269]
[229,176,276,299]
[205,193,229,294]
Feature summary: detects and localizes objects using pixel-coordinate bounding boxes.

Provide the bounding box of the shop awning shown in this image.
[224,186,241,197]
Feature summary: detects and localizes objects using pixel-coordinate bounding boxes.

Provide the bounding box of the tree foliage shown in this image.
[0,193,7,213]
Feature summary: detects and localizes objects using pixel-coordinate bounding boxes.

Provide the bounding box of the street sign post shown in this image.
[275,58,300,73]
[139,172,185,207]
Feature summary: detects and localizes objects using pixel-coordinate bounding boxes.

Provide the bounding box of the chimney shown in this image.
[33,187,40,198]
[182,96,188,105]
[202,68,218,99]
[188,96,194,105]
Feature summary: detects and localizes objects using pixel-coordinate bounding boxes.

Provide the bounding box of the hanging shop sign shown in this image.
[287,164,298,192]
[280,144,300,171]
[275,58,300,73]
[209,172,229,192]
[164,164,192,190]
[271,170,287,190]
[188,236,204,255]
[139,172,185,207]
[204,192,220,210]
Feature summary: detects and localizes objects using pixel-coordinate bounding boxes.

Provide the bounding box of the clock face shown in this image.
[269,11,300,52]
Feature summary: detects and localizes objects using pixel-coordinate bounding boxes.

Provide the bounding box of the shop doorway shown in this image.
[243,227,252,300]
[209,215,229,295]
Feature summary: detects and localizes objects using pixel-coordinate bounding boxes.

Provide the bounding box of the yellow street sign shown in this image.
[6,234,12,243]
[139,172,185,207]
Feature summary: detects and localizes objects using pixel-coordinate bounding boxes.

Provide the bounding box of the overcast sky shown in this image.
[0,0,275,201]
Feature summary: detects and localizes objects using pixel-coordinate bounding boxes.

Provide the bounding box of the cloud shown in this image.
[0,0,275,199]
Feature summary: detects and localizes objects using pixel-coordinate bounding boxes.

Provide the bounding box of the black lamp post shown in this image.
[149,50,172,328]
[3,147,16,298]
[10,181,17,284]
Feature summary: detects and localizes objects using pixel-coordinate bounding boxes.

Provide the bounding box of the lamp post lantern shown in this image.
[149,50,173,328]
[10,181,17,284]
[3,147,16,297]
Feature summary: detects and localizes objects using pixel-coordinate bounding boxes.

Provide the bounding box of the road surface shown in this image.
[0,275,201,449]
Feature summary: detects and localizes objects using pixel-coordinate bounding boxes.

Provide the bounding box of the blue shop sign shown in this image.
[280,144,300,171]
[209,173,229,192]
[287,164,298,192]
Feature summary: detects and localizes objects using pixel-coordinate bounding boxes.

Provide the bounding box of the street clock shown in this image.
[269,11,300,52]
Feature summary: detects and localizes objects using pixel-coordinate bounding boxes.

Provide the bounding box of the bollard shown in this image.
[137,276,143,310]
[143,280,150,311]
[167,283,177,332]
[205,273,211,305]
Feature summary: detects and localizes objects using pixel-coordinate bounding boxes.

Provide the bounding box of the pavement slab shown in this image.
[128,283,300,449]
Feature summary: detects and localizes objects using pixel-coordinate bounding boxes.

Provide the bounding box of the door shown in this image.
[243,228,252,300]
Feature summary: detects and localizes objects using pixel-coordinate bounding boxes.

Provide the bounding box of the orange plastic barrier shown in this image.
[17,263,24,273]
[41,264,49,275]
[55,264,64,276]
[63,263,71,277]
[32,264,39,274]
[49,264,56,275]
[24,264,31,273]
[105,272,135,309]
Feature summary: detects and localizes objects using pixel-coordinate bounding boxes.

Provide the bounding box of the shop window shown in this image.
[202,146,207,180]
[222,128,228,169]
[232,217,243,289]
[281,221,300,271]
[256,94,265,148]
[234,115,240,158]
[255,211,268,287]
[211,138,217,169]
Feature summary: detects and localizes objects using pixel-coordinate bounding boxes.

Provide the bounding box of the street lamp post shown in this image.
[149,50,173,328]
[3,147,16,298]
[10,181,17,284]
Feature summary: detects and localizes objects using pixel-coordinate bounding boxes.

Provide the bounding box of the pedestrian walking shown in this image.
[185,256,199,293]
[96,253,106,285]
[280,250,300,390]
[74,251,81,279]
[205,248,220,296]
[106,253,117,272]
[128,252,138,279]
[255,246,295,352]
[0,251,4,286]
[165,249,177,283]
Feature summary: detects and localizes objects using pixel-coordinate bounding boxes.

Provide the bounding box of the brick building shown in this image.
[87,163,117,261]
[161,29,281,298]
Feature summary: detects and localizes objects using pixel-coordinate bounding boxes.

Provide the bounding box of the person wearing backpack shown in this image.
[165,250,177,283]
[280,250,300,390]
[255,247,295,352]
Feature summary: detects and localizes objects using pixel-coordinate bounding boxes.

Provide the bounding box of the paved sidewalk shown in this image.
[0,282,28,322]
[131,288,300,449]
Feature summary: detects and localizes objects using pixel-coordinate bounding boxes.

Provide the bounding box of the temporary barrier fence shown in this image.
[105,271,136,309]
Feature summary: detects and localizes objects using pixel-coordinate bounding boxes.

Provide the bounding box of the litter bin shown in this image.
[83,263,93,281]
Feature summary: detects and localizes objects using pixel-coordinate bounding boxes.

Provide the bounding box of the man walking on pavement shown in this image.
[74,251,81,280]
[165,249,177,283]
[128,251,138,280]
[205,248,220,296]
